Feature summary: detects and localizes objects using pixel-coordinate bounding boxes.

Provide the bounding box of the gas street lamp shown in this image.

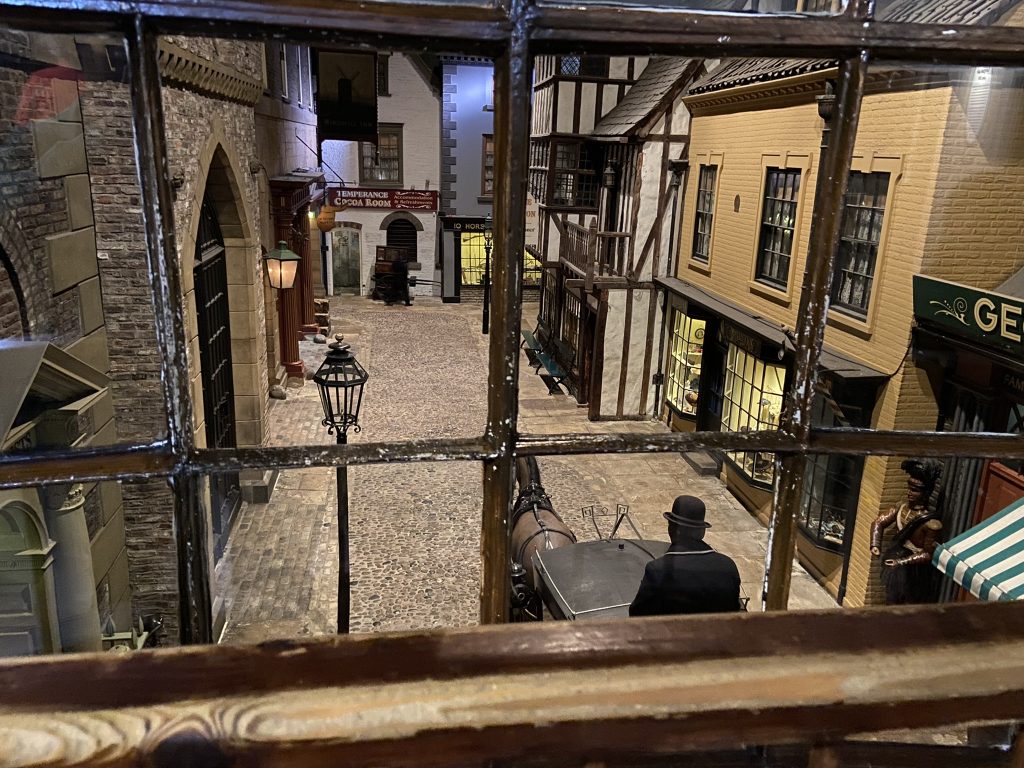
[263,240,302,290]
[313,334,368,634]
[482,214,493,335]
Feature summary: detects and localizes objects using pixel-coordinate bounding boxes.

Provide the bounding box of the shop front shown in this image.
[658,276,885,600]
[440,216,543,302]
[912,274,1024,601]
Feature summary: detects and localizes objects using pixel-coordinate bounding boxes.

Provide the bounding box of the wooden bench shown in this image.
[521,328,542,352]
[521,329,566,384]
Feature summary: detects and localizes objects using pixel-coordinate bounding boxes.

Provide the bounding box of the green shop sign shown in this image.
[913,275,1024,357]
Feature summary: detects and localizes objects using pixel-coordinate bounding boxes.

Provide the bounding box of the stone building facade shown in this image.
[0,26,294,650]
[0,29,135,654]
[322,53,442,299]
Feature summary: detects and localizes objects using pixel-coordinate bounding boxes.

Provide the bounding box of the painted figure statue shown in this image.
[870,458,943,605]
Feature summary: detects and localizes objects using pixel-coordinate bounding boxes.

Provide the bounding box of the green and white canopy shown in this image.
[933,497,1024,601]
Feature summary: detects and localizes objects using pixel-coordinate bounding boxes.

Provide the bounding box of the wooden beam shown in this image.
[2,604,1024,766]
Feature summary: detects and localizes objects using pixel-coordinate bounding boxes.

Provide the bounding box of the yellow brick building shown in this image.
[660,42,1024,606]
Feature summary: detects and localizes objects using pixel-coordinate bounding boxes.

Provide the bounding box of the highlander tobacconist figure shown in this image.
[871,459,943,605]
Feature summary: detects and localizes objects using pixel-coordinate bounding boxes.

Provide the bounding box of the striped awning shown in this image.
[932,497,1024,601]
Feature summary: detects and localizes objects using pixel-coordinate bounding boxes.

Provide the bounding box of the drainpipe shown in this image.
[666,160,687,288]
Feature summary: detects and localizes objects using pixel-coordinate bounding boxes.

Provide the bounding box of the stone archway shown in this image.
[0,244,29,339]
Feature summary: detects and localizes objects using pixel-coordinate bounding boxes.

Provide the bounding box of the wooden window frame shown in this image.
[826,155,901,337]
[279,42,289,101]
[359,123,403,187]
[377,52,390,97]
[3,2,1024,758]
[746,152,811,306]
[691,163,718,264]
[754,166,802,290]
[481,133,494,198]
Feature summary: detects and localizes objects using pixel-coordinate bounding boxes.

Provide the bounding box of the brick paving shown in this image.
[216,296,833,644]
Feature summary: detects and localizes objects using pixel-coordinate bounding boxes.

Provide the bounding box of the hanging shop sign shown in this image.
[326,187,438,211]
[316,51,378,143]
[913,275,1024,358]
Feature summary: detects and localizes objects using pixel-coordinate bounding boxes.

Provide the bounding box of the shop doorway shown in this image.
[697,319,727,433]
[194,193,240,561]
[331,224,361,292]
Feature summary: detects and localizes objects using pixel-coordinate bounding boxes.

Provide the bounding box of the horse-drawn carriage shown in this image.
[510,457,668,621]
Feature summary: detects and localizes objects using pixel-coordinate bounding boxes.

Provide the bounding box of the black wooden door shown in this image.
[195,196,240,561]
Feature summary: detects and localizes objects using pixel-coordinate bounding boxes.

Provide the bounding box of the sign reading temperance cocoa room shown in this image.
[327,187,438,211]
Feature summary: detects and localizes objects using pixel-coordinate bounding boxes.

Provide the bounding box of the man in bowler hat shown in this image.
[628,495,742,616]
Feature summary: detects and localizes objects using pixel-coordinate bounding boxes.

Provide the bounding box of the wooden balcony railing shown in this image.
[559,220,632,289]
[2,602,1023,767]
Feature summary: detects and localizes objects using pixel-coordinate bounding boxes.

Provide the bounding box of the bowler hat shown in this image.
[664,495,712,529]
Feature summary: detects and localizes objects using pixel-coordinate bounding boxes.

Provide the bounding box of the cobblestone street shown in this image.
[217,296,832,644]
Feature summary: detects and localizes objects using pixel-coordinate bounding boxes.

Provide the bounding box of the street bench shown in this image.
[521,328,541,352]
[521,328,566,385]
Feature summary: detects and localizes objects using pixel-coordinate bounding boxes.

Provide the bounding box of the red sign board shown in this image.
[327,187,438,211]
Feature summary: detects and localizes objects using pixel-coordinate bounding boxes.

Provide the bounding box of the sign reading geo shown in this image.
[913,275,1024,356]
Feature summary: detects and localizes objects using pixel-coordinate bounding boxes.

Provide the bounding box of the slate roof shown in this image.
[689,0,1023,95]
[591,58,696,138]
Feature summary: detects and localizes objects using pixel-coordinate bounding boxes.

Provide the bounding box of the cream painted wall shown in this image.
[321,54,442,296]
[675,79,1012,605]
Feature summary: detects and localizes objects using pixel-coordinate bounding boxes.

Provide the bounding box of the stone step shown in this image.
[681,450,720,476]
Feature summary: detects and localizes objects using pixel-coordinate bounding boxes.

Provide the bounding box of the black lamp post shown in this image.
[482,214,493,335]
[313,334,368,634]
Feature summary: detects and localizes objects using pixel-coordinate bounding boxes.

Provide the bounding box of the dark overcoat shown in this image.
[628,538,741,616]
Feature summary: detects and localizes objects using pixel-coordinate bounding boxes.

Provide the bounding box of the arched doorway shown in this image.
[194,192,240,561]
[386,218,417,258]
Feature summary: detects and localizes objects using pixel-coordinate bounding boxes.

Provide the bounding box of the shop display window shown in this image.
[666,310,705,416]
[798,392,866,550]
[722,344,784,486]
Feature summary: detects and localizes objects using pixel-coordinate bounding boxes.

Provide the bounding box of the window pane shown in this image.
[0,27,168,457]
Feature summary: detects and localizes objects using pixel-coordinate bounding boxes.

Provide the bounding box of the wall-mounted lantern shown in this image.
[264,240,301,290]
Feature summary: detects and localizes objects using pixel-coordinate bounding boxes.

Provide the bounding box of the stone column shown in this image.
[296,206,317,333]
[275,201,304,377]
[39,484,102,653]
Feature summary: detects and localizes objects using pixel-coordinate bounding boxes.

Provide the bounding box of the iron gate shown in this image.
[195,195,240,561]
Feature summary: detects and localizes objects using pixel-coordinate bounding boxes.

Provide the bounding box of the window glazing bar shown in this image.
[763,51,869,611]
[480,0,529,625]
[528,9,1024,65]
[129,16,194,458]
[0,443,175,490]
[6,429,1024,491]
[129,17,211,643]
[517,429,1024,459]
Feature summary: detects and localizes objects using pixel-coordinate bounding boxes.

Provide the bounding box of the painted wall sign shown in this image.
[327,187,438,211]
[721,322,762,359]
[913,275,1024,358]
[316,52,378,143]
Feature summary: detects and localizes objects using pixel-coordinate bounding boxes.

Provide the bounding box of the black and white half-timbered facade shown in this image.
[528,55,706,419]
